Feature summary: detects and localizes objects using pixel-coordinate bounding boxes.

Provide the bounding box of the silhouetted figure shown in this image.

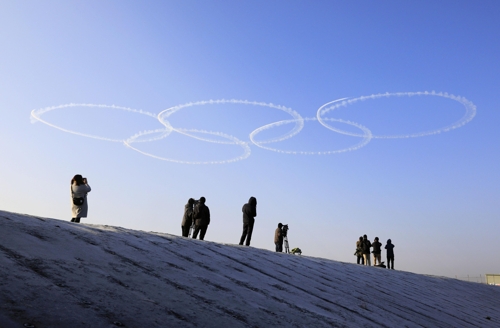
[282,224,290,253]
[239,197,257,246]
[361,234,372,266]
[372,237,382,266]
[274,223,283,252]
[355,236,364,264]
[71,174,91,223]
[192,197,210,240]
[385,239,395,270]
[181,198,195,237]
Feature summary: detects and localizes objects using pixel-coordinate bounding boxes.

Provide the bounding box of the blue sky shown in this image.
[1,1,499,278]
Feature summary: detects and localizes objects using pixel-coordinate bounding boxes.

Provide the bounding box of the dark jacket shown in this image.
[193,202,210,226]
[274,227,283,244]
[361,238,372,255]
[372,241,382,254]
[242,197,257,223]
[385,242,395,257]
[181,203,193,227]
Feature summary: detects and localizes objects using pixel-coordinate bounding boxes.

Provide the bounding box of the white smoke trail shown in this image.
[123,129,251,165]
[249,117,372,155]
[125,129,172,143]
[316,92,476,139]
[30,103,159,143]
[157,99,304,145]
[30,93,476,164]
[123,99,302,164]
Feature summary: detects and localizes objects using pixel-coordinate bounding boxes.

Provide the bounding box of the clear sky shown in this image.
[1,1,499,278]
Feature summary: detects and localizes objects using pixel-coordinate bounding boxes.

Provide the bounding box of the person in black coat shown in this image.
[361,234,372,266]
[385,239,395,270]
[274,223,283,252]
[372,237,382,266]
[239,197,257,246]
[181,198,195,237]
[192,197,210,240]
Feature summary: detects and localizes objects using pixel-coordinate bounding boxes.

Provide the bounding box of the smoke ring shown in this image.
[249,117,372,155]
[124,128,251,165]
[30,103,168,143]
[316,92,476,139]
[157,99,304,145]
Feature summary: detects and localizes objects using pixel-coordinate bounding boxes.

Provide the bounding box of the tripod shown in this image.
[282,224,290,253]
[188,221,195,238]
[283,235,290,254]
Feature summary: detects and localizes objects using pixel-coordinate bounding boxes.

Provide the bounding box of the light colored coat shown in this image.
[71,184,91,218]
[274,227,283,244]
[181,203,194,227]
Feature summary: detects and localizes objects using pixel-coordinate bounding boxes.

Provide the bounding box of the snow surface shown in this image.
[0,210,498,328]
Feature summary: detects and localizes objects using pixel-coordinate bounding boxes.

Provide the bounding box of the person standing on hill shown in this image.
[181,198,195,237]
[372,237,382,266]
[70,174,91,223]
[192,197,210,240]
[239,196,257,246]
[355,236,364,265]
[361,234,372,266]
[274,223,284,252]
[385,239,395,270]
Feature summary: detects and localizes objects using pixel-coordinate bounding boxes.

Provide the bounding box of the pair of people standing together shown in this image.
[181,197,211,240]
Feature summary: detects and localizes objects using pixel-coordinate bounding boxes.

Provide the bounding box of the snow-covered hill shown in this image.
[0,210,498,328]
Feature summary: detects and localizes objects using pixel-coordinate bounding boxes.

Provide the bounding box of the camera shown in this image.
[282,224,289,237]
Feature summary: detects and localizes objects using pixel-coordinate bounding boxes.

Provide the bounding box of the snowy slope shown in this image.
[0,210,498,328]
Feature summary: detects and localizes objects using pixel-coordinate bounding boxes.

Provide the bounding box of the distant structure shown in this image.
[485,274,500,286]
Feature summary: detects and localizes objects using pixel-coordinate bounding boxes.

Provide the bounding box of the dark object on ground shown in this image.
[375,262,386,268]
[291,247,302,255]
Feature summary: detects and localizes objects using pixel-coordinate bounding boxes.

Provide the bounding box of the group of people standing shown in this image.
[181,196,257,245]
[355,235,395,269]
[69,180,397,269]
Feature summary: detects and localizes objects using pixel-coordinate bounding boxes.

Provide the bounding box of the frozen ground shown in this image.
[0,210,498,328]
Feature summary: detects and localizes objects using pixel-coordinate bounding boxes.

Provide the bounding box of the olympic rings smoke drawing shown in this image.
[30,91,476,164]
